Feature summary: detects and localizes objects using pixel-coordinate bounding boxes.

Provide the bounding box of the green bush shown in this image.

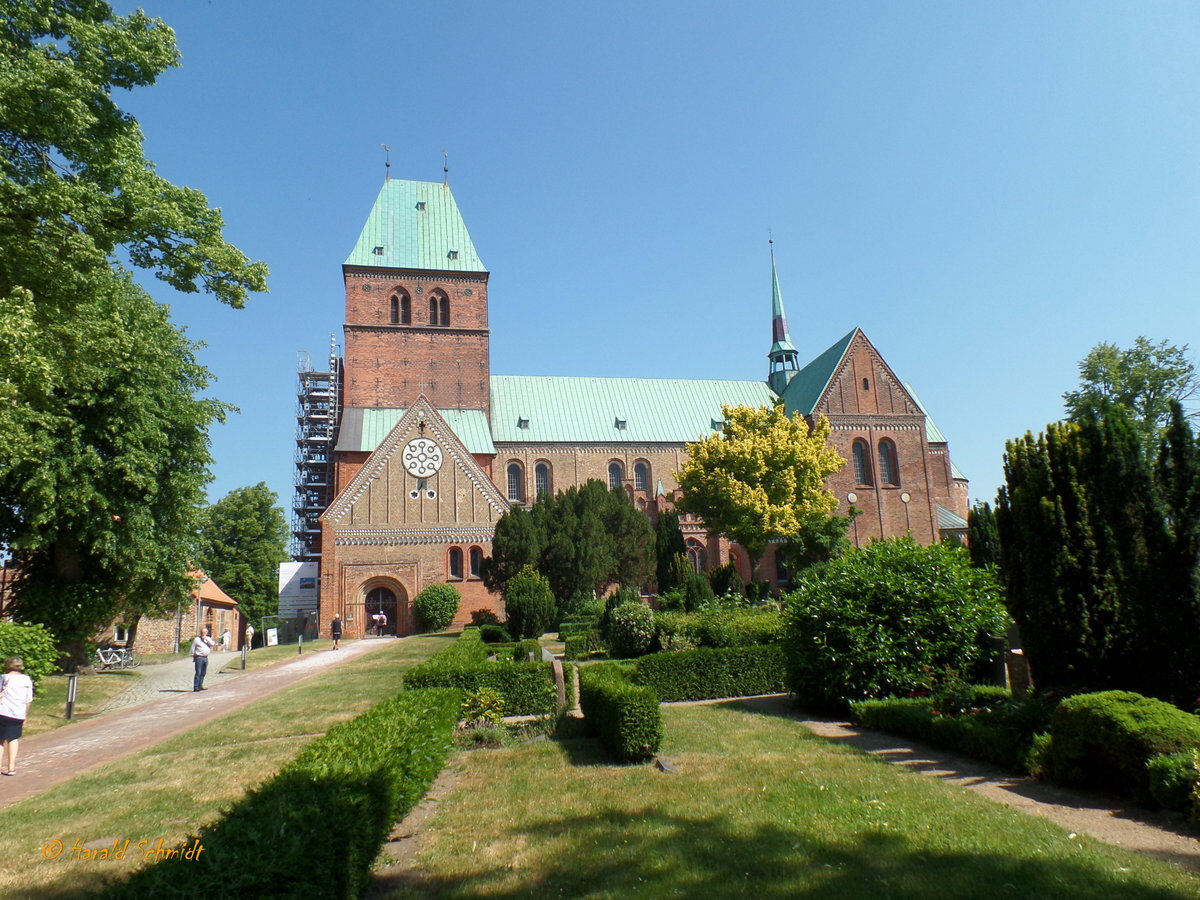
[608,602,655,658]
[512,639,542,661]
[405,630,556,716]
[851,691,1054,772]
[564,635,587,660]
[470,609,502,627]
[462,687,505,726]
[708,562,745,598]
[413,583,461,632]
[633,646,786,702]
[1046,690,1200,802]
[0,621,62,685]
[783,537,1009,711]
[1147,751,1197,813]
[479,624,513,644]
[107,688,459,899]
[503,566,557,639]
[691,607,782,648]
[578,663,662,762]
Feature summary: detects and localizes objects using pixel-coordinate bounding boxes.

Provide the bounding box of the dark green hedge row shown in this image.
[1045,690,1200,803]
[559,620,594,639]
[564,630,602,660]
[632,645,786,702]
[405,629,557,716]
[107,688,460,899]
[578,663,662,762]
[851,692,1053,772]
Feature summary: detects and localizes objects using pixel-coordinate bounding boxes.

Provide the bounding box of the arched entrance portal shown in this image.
[365,586,397,636]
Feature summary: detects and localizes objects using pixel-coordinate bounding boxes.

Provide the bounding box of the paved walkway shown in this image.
[0,639,394,809]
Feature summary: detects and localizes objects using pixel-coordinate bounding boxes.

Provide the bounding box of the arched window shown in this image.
[535,462,551,498]
[469,546,483,578]
[852,440,873,486]
[608,461,624,490]
[428,290,449,326]
[448,547,463,580]
[506,461,525,503]
[439,295,450,326]
[685,538,707,573]
[428,296,439,325]
[878,439,899,486]
[389,294,400,325]
[634,461,650,492]
[400,293,411,324]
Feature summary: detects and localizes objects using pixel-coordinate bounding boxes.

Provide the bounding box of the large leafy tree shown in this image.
[675,404,845,578]
[995,402,1200,704]
[195,484,290,628]
[0,2,268,654]
[1063,337,1198,446]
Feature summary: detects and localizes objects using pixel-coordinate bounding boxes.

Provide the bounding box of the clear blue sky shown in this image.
[112,1,1200,525]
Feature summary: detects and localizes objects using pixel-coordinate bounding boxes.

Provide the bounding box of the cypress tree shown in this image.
[655,511,687,592]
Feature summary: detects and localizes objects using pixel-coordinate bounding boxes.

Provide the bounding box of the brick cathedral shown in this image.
[302,177,969,639]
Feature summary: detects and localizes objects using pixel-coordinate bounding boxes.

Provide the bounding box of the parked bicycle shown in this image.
[94,645,141,670]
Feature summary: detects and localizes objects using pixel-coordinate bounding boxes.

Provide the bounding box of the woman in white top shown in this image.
[0,656,35,776]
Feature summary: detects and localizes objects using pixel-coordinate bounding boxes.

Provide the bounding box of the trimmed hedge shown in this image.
[1046,690,1200,802]
[632,646,786,702]
[107,687,459,899]
[851,691,1054,772]
[405,629,557,716]
[1147,751,1197,813]
[413,583,461,632]
[578,663,662,762]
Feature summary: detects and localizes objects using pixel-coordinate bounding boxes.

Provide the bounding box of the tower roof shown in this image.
[769,251,798,358]
[345,179,487,272]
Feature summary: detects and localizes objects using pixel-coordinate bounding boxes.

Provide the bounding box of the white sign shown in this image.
[266,628,279,647]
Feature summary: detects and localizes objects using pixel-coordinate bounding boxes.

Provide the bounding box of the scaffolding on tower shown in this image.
[291,337,342,561]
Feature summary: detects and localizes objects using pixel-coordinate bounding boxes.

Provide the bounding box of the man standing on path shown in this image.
[330,614,342,650]
[191,627,215,691]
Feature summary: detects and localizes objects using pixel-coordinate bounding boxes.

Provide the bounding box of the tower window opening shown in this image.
[852,440,873,486]
[372,246,384,255]
[608,461,624,490]
[879,439,900,486]
[507,461,525,503]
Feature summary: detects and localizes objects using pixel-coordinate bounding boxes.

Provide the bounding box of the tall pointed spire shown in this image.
[767,241,800,395]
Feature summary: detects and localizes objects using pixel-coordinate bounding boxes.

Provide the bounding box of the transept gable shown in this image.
[321,394,507,529]
[811,329,924,419]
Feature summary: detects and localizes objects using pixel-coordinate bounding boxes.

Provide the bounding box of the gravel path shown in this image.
[0,640,394,809]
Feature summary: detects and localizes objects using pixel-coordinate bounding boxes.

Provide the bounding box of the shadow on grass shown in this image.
[384,807,1196,899]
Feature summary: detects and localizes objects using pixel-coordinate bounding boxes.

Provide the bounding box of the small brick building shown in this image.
[313,178,969,639]
[108,572,245,654]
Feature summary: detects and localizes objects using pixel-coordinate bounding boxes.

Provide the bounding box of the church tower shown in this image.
[767,246,800,395]
[341,179,490,414]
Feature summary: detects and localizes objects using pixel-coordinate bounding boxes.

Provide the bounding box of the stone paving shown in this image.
[0,639,394,809]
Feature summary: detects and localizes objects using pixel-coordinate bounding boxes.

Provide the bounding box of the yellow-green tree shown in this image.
[675,404,845,579]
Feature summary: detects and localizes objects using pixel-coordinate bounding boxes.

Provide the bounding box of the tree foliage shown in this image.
[195,484,290,627]
[1063,337,1198,446]
[966,502,1001,572]
[654,510,687,593]
[782,538,1009,711]
[413,584,461,633]
[483,480,655,600]
[1,3,267,652]
[995,402,1200,704]
[675,404,844,576]
[502,566,557,640]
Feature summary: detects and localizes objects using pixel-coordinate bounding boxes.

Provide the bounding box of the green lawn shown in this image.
[24,671,141,738]
[0,634,452,899]
[387,700,1200,899]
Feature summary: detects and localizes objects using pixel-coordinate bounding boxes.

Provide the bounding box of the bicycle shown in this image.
[94,645,141,670]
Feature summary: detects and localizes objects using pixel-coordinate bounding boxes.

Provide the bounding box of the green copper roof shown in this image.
[769,252,799,358]
[336,407,495,455]
[904,383,968,481]
[779,328,858,414]
[937,505,968,531]
[345,179,487,272]
[490,375,776,443]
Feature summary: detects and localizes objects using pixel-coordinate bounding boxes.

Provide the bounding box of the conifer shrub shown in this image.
[632,645,786,702]
[414,583,461,632]
[107,687,459,899]
[503,566,557,639]
[1146,751,1197,812]
[1046,690,1200,802]
[708,562,745,598]
[608,601,655,658]
[479,624,513,644]
[783,537,1008,711]
[0,621,62,684]
[578,663,662,762]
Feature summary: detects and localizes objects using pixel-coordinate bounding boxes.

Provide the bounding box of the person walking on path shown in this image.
[190,627,216,692]
[330,614,342,650]
[0,657,35,775]
[244,623,255,650]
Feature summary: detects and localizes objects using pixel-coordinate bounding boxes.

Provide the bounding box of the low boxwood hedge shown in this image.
[107,687,460,899]
[1046,690,1200,802]
[632,645,786,702]
[578,663,662,762]
[405,629,557,716]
